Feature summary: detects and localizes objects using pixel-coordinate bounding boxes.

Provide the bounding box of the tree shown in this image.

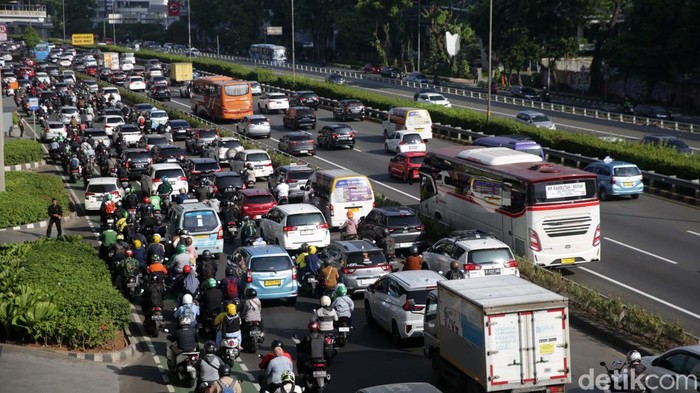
[22,26,41,50]
[585,0,629,95]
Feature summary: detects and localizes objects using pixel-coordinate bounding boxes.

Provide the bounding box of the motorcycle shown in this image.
[144,306,164,338]
[242,320,265,353]
[218,337,240,367]
[224,219,238,239]
[623,103,635,115]
[340,231,358,241]
[200,310,218,339]
[299,271,320,297]
[292,336,332,393]
[599,360,647,392]
[69,161,81,183]
[167,347,199,388]
[322,332,337,363]
[335,318,351,348]
[121,273,140,300]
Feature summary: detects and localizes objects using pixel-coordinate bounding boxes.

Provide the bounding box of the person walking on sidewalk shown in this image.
[46,198,63,238]
[18,120,24,138]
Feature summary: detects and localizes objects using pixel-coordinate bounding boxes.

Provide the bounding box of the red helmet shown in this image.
[143,196,150,204]
[308,321,320,333]
[183,265,192,274]
[125,249,133,257]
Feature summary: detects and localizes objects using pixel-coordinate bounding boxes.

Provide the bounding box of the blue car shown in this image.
[584,158,643,200]
[232,244,298,305]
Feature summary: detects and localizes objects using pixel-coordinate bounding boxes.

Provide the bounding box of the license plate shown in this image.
[254,215,261,220]
[408,146,418,150]
[264,279,281,287]
[484,269,500,276]
[338,327,350,332]
[255,166,263,169]
[313,371,327,378]
[298,150,308,154]
[416,128,423,132]
[301,229,314,235]
[349,208,360,213]
[127,282,137,288]
[623,182,633,187]
[196,234,208,239]
[151,314,163,320]
[561,258,576,265]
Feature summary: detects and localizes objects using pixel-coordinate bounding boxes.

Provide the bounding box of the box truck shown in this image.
[423,276,571,393]
[170,62,193,84]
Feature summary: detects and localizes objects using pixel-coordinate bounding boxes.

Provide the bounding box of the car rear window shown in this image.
[246,195,275,204]
[183,210,219,232]
[148,136,167,144]
[85,131,107,137]
[386,215,421,228]
[151,111,167,119]
[289,134,311,141]
[170,120,189,127]
[159,147,186,156]
[195,162,221,171]
[217,175,243,189]
[403,134,422,144]
[288,170,313,181]
[250,118,269,125]
[251,256,292,272]
[268,94,286,100]
[106,117,123,124]
[199,130,217,138]
[223,140,242,149]
[408,156,425,165]
[346,250,386,266]
[246,153,270,162]
[332,126,353,134]
[296,109,314,117]
[301,93,317,98]
[286,213,325,227]
[403,289,432,305]
[87,184,117,193]
[614,166,641,177]
[468,248,514,265]
[127,152,150,161]
[155,168,184,179]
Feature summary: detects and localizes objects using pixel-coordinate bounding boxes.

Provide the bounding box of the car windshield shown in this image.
[195,162,220,171]
[468,248,514,265]
[217,175,243,189]
[246,195,275,204]
[429,95,446,101]
[345,250,386,266]
[246,153,270,162]
[402,134,422,144]
[404,289,432,305]
[301,93,317,99]
[288,170,313,181]
[183,210,219,233]
[86,184,117,193]
[151,112,167,119]
[288,134,311,141]
[287,213,325,227]
[614,166,641,177]
[345,101,362,107]
[387,215,421,228]
[199,130,217,139]
[408,156,425,165]
[295,109,314,117]
[154,169,184,178]
[127,152,150,161]
[531,115,550,122]
[667,139,689,149]
[250,256,292,272]
[106,117,123,124]
[522,148,543,157]
[268,94,286,100]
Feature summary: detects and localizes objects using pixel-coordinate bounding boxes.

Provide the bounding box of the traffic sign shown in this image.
[266,26,283,36]
[72,34,95,46]
[28,97,39,111]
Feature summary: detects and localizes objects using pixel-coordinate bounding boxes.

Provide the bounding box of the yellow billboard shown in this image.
[71,34,94,46]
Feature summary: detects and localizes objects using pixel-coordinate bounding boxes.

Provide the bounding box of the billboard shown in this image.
[72,34,95,46]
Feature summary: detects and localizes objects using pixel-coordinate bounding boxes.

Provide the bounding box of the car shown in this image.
[140,163,188,195]
[84,177,124,212]
[634,104,673,120]
[236,115,271,138]
[231,244,298,303]
[151,144,187,164]
[278,132,316,156]
[415,92,451,107]
[148,109,170,132]
[388,152,425,183]
[120,61,134,72]
[98,68,112,81]
[147,75,169,88]
[93,115,125,136]
[184,158,222,181]
[148,85,171,101]
[362,64,382,74]
[259,204,331,251]
[357,207,425,249]
[422,230,519,278]
[317,124,356,150]
[380,67,401,79]
[118,148,152,179]
[34,72,51,85]
[168,119,191,141]
[128,76,146,91]
[42,121,66,142]
[229,149,274,179]
[325,74,345,85]
[212,137,244,160]
[514,110,556,130]
[584,158,644,200]
[58,56,72,67]
[384,131,426,154]
[356,383,442,393]
[268,164,314,201]
[283,106,316,130]
[511,86,539,100]
[318,240,391,295]
[101,87,121,103]
[82,79,98,93]
[289,91,320,110]
[138,134,170,151]
[639,344,700,391]
[333,99,365,121]
[59,106,81,125]
[364,270,445,344]
[85,65,98,76]
[211,172,245,202]
[53,82,69,94]
[18,66,34,78]
[641,134,692,154]
[113,124,142,150]
[257,92,290,114]
[232,188,278,221]
[133,103,155,116]
[83,128,111,148]
[179,81,191,98]
[249,81,262,95]
[404,72,429,84]
[110,71,127,85]
[185,128,220,154]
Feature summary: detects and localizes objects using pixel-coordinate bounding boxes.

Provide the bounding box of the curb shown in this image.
[3,159,47,171]
[569,310,657,356]
[0,210,78,232]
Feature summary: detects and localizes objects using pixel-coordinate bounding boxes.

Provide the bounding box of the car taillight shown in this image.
[529,228,542,252]
[380,264,391,272]
[264,163,272,167]
[179,176,187,181]
[341,267,355,274]
[504,260,518,268]
[292,266,297,280]
[611,176,616,185]
[153,177,161,183]
[415,224,425,231]
[243,205,250,210]
[213,185,219,192]
[463,263,482,271]
[85,192,94,198]
[152,307,161,312]
[547,386,565,393]
[283,226,297,232]
[217,228,223,239]
[329,204,334,217]
[403,298,412,311]
[593,224,601,247]
[246,269,252,283]
[227,221,236,227]
[399,141,405,145]
[317,223,329,229]
[125,161,130,168]
[290,141,297,145]
[313,363,326,368]
[331,133,338,139]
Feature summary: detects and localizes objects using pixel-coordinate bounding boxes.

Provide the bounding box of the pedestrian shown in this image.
[18,120,24,138]
[46,198,63,238]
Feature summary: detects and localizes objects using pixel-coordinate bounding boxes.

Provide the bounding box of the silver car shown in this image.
[319,240,391,295]
[515,110,556,130]
[640,345,700,392]
[237,115,271,138]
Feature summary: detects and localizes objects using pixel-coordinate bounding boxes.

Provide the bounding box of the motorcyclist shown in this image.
[147,254,169,283]
[315,296,338,334]
[141,273,165,319]
[174,293,200,329]
[298,245,320,278]
[109,233,131,271]
[171,244,191,275]
[167,316,197,363]
[146,234,166,263]
[198,250,218,283]
[240,287,263,334]
[274,371,302,393]
[219,266,241,304]
[239,215,257,246]
[201,278,224,319]
[320,260,339,294]
[260,342,294,393]
[122,216,137,243]
[157,175,173,199]
[444,260,465,280]
[115,249,141,291]
[196,341,224,390]
[114,201,127,222]
[132,239,147,274]
[621,350,648,392]
[339,210,357,240]
[214,303,242,349]
[258,340,293,370]
[377,228,396,259]
[195,176,212,202]
[123,187,139,211]
[273,177,289,204]
[332,284,354,326]
[150,191,163,213]
[100,194,116,225]
[210,364,242,393]
[99,223,118,260]
[172,265,200,308]
[69,115,79,131]
[175,187,189,204]
[403,245,423,271]
[296,321,326,376]
[241,163,256,186]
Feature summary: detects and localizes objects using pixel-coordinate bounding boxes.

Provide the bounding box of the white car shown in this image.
[215,137,244,160]
[259,204,331,251]
[140,163,188,195]
[83,79,99,93]
[61,70,76,84]
[515,110,556,130]
[128,76,146,92]
[59,106,81,125]
[404,72,430,84]
[113,124,142,147]
[58,56,72,67]
[120,62,134,72]
[249,81,262,95]
[35,72,51,86]
[257,92,289,114]
[384,131,426,154]
[148,110,169,131]
[83,56,97,67]
[236,115,271,138]
[416,92,451,107]
[83,129,112,148]
[84,177,124,212]
[101,87,121,102]
[229,149,274,179]
[364,270,446,344]
[94,115,125,136]
[43,121,67,142]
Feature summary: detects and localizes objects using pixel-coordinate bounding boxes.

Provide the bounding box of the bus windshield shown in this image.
[332,177,373,203]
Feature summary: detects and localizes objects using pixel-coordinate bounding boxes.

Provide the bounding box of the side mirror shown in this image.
[438,271,443,275]
[367,284,375,293]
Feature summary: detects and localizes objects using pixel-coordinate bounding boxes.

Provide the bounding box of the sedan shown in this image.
[388,152,425,183]
[515,111,556,130]
[278,132,316,156]
[168,119,191,141]
[384,131,426,154]
[640,345,700,392]
[380,67,401,79]
[325,74,345,85]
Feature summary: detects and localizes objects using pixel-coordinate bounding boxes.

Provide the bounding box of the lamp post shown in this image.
[187,0,192,58]
[486,0,493,130]
[291,0,296,84]
[417,2,421,73]
[61,0,65,42]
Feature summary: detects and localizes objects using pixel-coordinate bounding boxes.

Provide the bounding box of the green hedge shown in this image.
[0,237,131,349]
[4,139,45,166]
[0,172,71,228]
[100,46,700,181]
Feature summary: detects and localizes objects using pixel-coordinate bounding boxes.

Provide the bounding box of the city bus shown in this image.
[249,44,287,62]
[190,76,253,121]
[32,42,51,62]
[418,146,601,267]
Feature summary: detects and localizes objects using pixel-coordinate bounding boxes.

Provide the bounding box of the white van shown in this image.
[168,201,224,255]
[382,107,433,141]
[306,169,375,228]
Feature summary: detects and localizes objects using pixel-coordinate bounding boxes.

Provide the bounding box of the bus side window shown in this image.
[419,174,437,200]
[501,180,526,213]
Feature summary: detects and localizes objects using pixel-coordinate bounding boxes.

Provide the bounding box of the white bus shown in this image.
[249,44,287,62]
[306,169,375,228]
[419,146,601,267]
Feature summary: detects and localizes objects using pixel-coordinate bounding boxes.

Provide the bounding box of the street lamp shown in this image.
[486,0,493,130]
[62,0,65,42]
[291,0,296,84]
[417,2,421,73]
[187,0,192,58]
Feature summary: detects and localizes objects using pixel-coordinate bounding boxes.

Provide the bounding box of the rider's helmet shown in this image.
[116,234,125,241]
[320,295,331,307]
[409,245,419,256]
[308,320,320,333]
[346,210,353,219]
[179,229,190,236]
[301,243,310,253]
[381,228,391,238]
[336,284,347,297]
[308,245,317,255]
[182,294,193,304]
[242,215,250,222]
[202,250,212,260]
[152,234,161,243]
[280,370,296,385]
[627,350,642,364]
[161,176,168,183]
[226,303,237,316]
[105,194,112,201]
[176,244,186,254]
[205,278,217,288]
[270,340,283,350]
[244,287,257,299]
[151,254,162,264]
[246,163,254,170]
[204,341,216,354]
[183,265,192,274]
[143,196,150,204]
[218,364,231,378]
[125,249,133,258]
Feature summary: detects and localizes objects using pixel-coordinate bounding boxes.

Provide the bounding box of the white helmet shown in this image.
[320,296,331,307]
[180,317,191,326]
[182,294,193,305]
[627,350,642,363]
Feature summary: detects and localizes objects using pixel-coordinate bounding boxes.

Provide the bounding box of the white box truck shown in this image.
[423,276,571,393]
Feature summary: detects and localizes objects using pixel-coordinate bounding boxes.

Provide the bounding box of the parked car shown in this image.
[283,106,316,130]
[278,132,316,156]
[317,124,356,150]
[236,115,271,138]
[514,110,556,130]
[584,158,643,200]
[289,91,320,110]
[357,207,425,249]
[388,152,425,183]
[641,134,692,154]
[318,240,391,295]
[333,99,365,121]
[259,204,331,251]
[257,92,289,114]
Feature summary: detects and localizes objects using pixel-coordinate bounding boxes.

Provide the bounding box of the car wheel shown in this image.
[402,172,409,183]
[384,144,389,153]
[599,188,609,201]
[391,321,403,347]
[365,301,376,326]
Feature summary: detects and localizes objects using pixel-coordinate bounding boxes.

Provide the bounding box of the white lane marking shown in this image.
[604,237,679,265]
[578,267,700,321]
[687,230,700,237]
[353,147,362,152]
[171,100,190,109]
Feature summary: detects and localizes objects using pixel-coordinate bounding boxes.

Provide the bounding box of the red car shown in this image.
[86,65,98,76]
[233,188,277,221]
[388,152,426,183]
[362,63,382,74]
[18,67,35,78]
[23,58,35,67]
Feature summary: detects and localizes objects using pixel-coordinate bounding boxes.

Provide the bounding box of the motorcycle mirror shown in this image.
[599,361,606,367]
[257,354,264,359]
[163,328,169,333]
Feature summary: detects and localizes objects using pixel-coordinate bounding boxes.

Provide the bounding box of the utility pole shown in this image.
[486,0,493,130]
[291,0,296,84]
[187,0,192,58]
[62,0,66,42]
[417,2,421,73]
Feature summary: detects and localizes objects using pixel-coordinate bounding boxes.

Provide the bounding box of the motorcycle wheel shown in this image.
[69,173,76,183]
[336,335,346,348]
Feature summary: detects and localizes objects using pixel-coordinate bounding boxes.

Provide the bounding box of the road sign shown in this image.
[266,26,283,35]
[28,97,39,111]
[72,34,95,46]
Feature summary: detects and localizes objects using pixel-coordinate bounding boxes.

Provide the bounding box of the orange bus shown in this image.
[190,76,253,121]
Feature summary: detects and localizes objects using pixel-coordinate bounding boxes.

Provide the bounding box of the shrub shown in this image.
[0,172,71,228]
[4,139,45,166]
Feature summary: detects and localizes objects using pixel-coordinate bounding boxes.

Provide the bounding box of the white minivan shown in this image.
[259,204,331,251]
[306,169,375,228]
[382,107,433,141]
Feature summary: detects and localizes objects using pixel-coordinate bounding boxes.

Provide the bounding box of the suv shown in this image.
[119,148,152,179]
[357,207,425,249]
[318,240,391,295]
[268,164,314,200]
[230,244,298,304]
[290,91,320,110]
[212,172,245,202]
[333,99,365,121]
[184,157,222,179]
[257,92,290,114]
[283,106,316,130]
[259,204,331,251]
[140,163,188,194]
[641,135,692,154]
[185,128,221,154]
[364,270,445,345]
[229,149,273,179]
[84,177,123,211]
[584,159,643,200]
[421,230,519,279]
[317,124,356,150]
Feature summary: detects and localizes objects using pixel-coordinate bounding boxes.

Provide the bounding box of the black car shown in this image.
[119,148,152,179]
[357,207,425,250]
[380,67,401,79]
[641,135,691,154]
[150,144,187,164]
[212,172,245,202]
[511,86,539,100]
[290,91,320,110]
[634,104,673,120]
[149,85,171,101]
[168,119,191,141]
[278,132,316,156]
[133,103,155,116]
[317,124,356,149]
[333,99,365,121]
[283,106,316,130]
